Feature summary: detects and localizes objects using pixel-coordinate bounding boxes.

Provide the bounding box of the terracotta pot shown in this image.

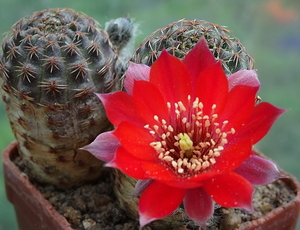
[237,176,300,229]
[236,177,300,230]
[2,141,73,230]
[2,141,300,230]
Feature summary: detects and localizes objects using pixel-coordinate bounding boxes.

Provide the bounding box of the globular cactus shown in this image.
[131,19,254,75]
[114,19,256,226]
[0,8,130,189]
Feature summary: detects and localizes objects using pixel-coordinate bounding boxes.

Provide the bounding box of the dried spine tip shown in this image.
[0,8,129,189]
[105,17,136,54]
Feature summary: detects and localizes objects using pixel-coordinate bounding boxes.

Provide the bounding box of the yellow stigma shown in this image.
[178,133,193,158]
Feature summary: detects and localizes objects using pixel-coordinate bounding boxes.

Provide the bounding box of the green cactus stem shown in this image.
[0,8,129,189]
[131,19,254,76]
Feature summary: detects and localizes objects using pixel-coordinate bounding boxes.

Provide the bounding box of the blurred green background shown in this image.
[0,0,299,229]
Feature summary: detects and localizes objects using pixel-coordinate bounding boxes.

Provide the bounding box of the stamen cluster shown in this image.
[146,96,235,175]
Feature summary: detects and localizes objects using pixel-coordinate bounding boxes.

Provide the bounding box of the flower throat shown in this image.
[145,95,236,175]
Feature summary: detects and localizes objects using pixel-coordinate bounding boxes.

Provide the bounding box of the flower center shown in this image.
[146,95,235,176]
[178,133,193,159]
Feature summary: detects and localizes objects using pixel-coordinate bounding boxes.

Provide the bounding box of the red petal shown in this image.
[149,50,192,105]
[230,102,286,145]
[211,140,252,172]
[142,161,178,181]
[195,62,228,115]
[113,121,157,161]
[97,92,145,127]
[183,37,216,87]
[132,80,170,126]
[204,172,254,211]
[138,181,186,227]
[179,171,219,185]
[218,85,257,132]
[110,150,185,182]
[142,162,215,189]
[107,147,147,180]
[228,70,260,91]
[124,62,150,94]
[81,131,119,162]
[234,154,283,185]
[164,180,204,189]
[143,162,214,189]
[184,187,214,228]
[142,161,203,188]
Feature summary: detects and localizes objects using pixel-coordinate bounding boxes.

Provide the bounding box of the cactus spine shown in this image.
[0,8,127,189]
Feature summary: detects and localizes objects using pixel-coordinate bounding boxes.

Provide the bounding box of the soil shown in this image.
[14,155,296,230]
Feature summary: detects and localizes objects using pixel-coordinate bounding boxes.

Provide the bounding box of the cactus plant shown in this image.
[0,8,130,189]
[131,19,254,76]
[112,19,256,222]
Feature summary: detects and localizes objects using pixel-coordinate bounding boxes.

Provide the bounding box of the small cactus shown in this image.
[114,19,256,224]
[105,17,136,56]
[0,8,130,188]
[131,19,254,75]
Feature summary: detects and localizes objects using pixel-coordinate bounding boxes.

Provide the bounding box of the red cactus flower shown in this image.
[83,38,285,228]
